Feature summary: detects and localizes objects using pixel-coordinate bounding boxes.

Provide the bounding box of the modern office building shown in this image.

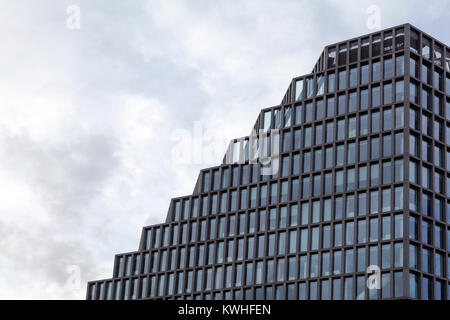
[87,23,450,300]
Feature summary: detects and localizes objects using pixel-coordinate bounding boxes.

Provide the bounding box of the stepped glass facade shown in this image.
[87,24,450,300]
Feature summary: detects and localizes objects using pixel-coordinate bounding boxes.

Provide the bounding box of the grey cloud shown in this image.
[0,221,98,299]
[0,129,120,223]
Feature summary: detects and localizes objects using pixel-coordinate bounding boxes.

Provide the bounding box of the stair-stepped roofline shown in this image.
[282,23,450,105]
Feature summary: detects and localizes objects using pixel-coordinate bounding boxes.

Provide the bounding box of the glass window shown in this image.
[361,64,369,85]
[359,139,368,162]
[303,151,311,173]
[336,144,344,167]
[333,250,342,275]
[349,67,357,88]
[347,91,357,113]
[395,80,404,102]
[313,174,320,197]
[372,61,381,82]
[447,76,450,95]
[284,107,292,128]
[358,192,367,216]
[345,249,354,274]
[317,75,325,96]
[371,111,380,133]
[372,85,381,106]
[383,108,392,131]
[306,77,314,99]
[302,177,310,198]
[435,225,443,249]
[409,82,419,106]
[325,147,332,169]
[332,278,341,300]
[337,119,344,140]
[434,197,444,221]
[382,244,390,269]
[370,190,379,214]
[359,114,368,136]
[324,122,333,143]
[295,80,304,101]
[394,186,403,210]
[316,100,324,120]
[321,225,331,250]
[282,131,291,152]
[433,70,443,92]
[360,89,369,110]
[300,229,308,252]
[335,170,344,193]
[300,202,309,226]
[338,70,346,91]
[422,88,431,110]
[368,245,378,269]
[305,102,313,123]
[295,105,302,125]
[395,106,404,128]
[409,134,419,157]
[345,222,355,245]
[311,227,319,251]
[410,30,419,54]
[422,166,431,189]
[373,34,381,56]
[384,83,392,105]
[394,132,403,155]
[382,188,391,212]
[320,252,331,278]
[435,252,444,277]
[338,94,345,115]
[382,135,391,157]
[345,116,356,139]
[315,125,323,146]
[359,166,367,189]
[410,57,419,79]
[335,197,343,219]
[395,55,404,76]
[423,249,433,278]
[313,149,322,171]
[409,188,418,212]
[357,220,366,244]
[369,218,378,242]
[323,199,332,222]
[327,97,335,117]
[384,58,393,79]
[347,142,356,164]
[371,137,379,160]
[304,127,312,148]
[382,161,391,185]
[409,107,419,130]
[327,73,335,93]
[422,63,431,84]
[334,223,342,247]
[394,159,403,182]
[434,93,443,116]
[409,161,418,184]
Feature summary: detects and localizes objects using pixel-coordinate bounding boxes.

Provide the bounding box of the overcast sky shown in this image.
[0,0,449,299]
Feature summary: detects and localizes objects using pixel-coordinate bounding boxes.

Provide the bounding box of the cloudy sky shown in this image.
[0,0,449,299]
